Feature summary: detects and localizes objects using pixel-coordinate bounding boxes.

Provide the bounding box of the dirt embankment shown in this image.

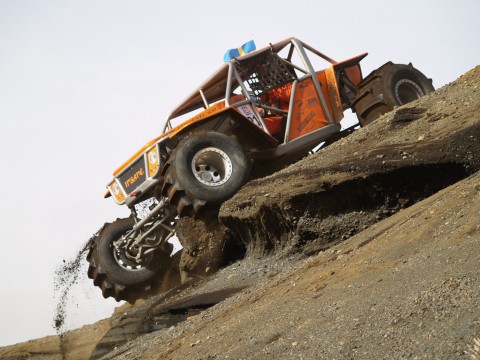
[1,66,479,360]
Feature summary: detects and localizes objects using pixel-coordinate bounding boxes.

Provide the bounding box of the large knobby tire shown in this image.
[162,131,251,216]
[87,217,171,303]
[353,62,434,126]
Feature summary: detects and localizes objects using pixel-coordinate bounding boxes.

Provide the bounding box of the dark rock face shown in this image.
[171,206,245,283]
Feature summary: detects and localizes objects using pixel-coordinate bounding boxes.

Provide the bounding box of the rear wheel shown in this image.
[353,62,434,126]
[162,131,251,216]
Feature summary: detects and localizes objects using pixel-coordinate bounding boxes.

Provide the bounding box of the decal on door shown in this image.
[237,105,264,129]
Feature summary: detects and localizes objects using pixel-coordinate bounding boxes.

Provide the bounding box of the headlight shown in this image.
[108,181,126,204]
[147,146,160,177]
[148,150,158,164]
[112,183,120,195]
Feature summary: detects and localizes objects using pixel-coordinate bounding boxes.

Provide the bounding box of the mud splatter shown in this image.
[52,225,104,358]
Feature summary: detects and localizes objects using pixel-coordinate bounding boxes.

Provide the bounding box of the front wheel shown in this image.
[353,62,434,126]
[87,217,172,302]
[162,131,251,216]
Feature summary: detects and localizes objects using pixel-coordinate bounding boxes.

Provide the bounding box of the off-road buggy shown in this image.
[87,37,434,302]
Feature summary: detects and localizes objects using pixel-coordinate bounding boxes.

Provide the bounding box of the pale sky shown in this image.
[0,0,478,347]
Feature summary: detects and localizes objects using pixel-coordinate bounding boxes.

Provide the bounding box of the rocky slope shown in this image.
[1,66,479,360]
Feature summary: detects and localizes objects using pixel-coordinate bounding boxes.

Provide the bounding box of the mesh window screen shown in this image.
[237,51,297,98]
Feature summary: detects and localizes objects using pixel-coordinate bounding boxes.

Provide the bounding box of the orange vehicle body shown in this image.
[107,37,367,205]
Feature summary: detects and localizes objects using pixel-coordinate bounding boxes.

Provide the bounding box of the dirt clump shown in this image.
[175,207,245,281]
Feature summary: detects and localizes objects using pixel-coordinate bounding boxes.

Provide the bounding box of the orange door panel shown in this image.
[288,71,334,140]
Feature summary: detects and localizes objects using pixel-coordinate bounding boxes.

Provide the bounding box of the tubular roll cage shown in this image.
[162,37,338,143]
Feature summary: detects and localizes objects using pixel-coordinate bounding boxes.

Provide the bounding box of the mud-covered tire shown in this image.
[87,217,172,303]
[162,131,251,216]
[353,62,434,126]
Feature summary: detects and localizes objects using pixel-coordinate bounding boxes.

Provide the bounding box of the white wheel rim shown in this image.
[191,147,233,186]
[395,79,424,105]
